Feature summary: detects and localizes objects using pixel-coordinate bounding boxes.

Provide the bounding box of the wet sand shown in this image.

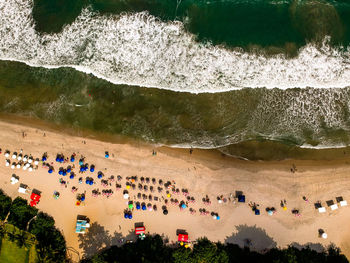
[0,119,350,261]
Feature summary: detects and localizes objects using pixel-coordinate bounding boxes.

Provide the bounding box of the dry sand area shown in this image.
[0,120,350,261]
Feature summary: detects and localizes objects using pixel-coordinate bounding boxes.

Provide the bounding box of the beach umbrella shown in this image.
[126,185,130,189]
[23,166,27,171]
[48,169,53,174]
[42,156,47,161]
[142,205,146,210]
[123,193,129,199]
[59,170,63,175]
[11,164,15,169]
[136,204,141,210]
[12,154,17,159]
[267,210,273,216]
[216,216,220,220]
[70,156,75,162]
[23,156,28,162]
[28,158,33,164]
[56,157,59,162]
[283,206,287,211]
[79,160,83,166]
[124,213,128,219]
[105,152,109,158]
[322,233,328,239]
[17,155,22,161]
[4,153,9,158]
[163,209,168,215]
[25,163,30,168]
[16,164,21,169]
[98,174,102,179]
[86,179,90,185]
[81,195,85,201]
[181,203,187,209]
[63,171,67,176]
[167,193,171,198]
[5,161,9,167]
[28,167,33,172]
[34,160,39,165]
[128,214,133,219]
[212,215,217,220]
[90,167,95,172]
[128,203,133,209]
[67,168,71,173]
[70,174,74,179]
[89,180,94,185]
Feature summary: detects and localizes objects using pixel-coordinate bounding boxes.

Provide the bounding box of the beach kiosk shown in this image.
[76,219,90,234]
[135,226,146,235]
[178,233,189,242]
[29,192,41,207]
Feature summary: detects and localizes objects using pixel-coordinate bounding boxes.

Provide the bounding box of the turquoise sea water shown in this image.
[0,0,350,151]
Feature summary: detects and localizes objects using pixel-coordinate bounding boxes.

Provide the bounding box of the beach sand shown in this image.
[0,120,350,261]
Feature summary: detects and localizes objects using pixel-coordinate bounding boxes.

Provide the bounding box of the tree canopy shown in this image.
[0,189,12,220]
[7,197,38,230]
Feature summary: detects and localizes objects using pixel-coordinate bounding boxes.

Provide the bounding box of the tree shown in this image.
[0,189,12,220]
[192,238,228,263]
[29,212,66,263]
[7,197,38,230]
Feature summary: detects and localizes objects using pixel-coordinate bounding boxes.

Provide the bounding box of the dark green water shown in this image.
[33,0,350,53]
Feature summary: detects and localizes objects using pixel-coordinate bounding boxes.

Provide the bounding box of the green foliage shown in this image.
[29,212,66,263]
[0,189,12,220]
[7,197,38,230]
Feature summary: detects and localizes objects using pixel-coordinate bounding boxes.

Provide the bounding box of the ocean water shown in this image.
[0,0,350,151]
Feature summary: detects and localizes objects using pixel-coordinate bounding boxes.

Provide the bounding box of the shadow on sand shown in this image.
[225,224,277,251]
[78,222,136,259]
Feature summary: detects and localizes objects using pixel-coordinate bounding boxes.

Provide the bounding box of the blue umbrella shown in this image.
[42,156,47,161]
[89,180,94,185]
[48,169,53,174]
[181,203,187,209]
[60,157,64,163]
[62,171,67,176]
[216,216,220,220]
[124,213,128,219]
[70,156,75,162]
[97,174,102,179]
[67,168,71,173]
[136,204,141,210]
[105,153,109,158]
[70,174,74,179]
[142,205,146,210]
[86,180,90,185]
[90,167,95,172]
[128,214,133,219]
[80,167,84,172]
[79,160,83,166]
[81,196,85,201]
[56,157,59,162]
[59,170,63,175]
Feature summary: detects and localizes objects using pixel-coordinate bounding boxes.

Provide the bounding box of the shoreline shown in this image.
[2,113,350,163]
[1,117,350,260]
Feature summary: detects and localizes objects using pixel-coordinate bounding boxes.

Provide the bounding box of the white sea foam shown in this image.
[1,0,350,93]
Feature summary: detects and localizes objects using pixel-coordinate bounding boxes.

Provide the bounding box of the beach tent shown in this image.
[318,207,326,213]
[76,219,90,234]
[178,234,188,242]
[31,193,41,202]
[18,186,27,194]
[238,195,245,203]
[135,226,145,235]
[330,204,338,210]
[340,200,348,207]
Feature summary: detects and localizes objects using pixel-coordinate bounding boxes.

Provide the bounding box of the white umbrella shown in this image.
[16,164,21,169]
[212,215,217,220]
[11,164,15,169]
[23,156,28,162]
[25,163,30,168]
[28,159,33,164]
[34,160,39,165]
[5,161,10,167]
[17,155,22,161]
[12,154,17,159]
[28,167,33,172]
[123,193,129,199]
[23,166,27,171]
[322,233,328,239]
[5,153,9,158]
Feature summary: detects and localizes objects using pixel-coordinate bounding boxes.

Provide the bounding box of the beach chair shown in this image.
[340,200,348,207]
[318,207,326,213]
[330,204,338,210]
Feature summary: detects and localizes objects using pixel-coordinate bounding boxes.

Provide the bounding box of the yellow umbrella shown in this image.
[180,242,184,246]
[126,185,130,189]
[167,193,171,198]
[283,206,287,211]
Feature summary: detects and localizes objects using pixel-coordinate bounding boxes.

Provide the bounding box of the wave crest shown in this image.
[0,0,350,93]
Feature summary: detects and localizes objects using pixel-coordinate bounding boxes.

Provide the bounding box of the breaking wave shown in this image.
[0,0,350,93]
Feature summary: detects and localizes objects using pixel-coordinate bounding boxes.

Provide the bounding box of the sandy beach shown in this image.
[1,119,350,261]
